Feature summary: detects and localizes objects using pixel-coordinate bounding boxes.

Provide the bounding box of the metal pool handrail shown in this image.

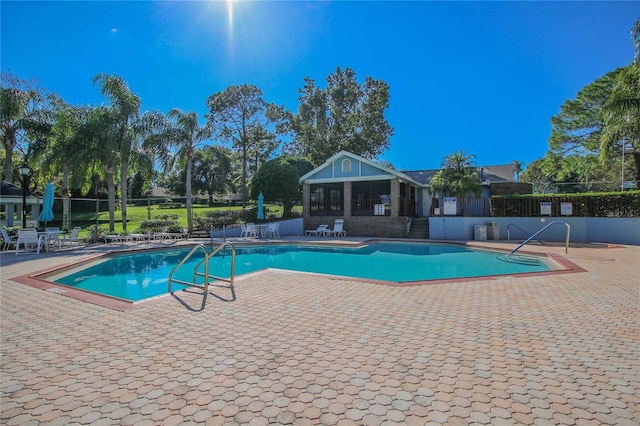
[194,241,236,292]
[507,223,545,245]
[168,242,236,294]
[506,221,570,259]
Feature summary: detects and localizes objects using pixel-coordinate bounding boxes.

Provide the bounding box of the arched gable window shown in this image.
[341,159,351,172]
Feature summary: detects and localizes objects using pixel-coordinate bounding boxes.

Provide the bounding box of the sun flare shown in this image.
[226,0,234,31]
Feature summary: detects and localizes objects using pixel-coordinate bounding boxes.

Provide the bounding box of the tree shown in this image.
[286,67,393,165]
[601,63,640,187]
[206,85,280,208]
[194,145,233,206]
[76,106,121,231]
[129,173,148,199]
[150,109,212,233]
[549,69,622,157]
[92,73,141,232]
[33,104,94,229]
[633,17,640,64]
[429,151,482,215]
[1,72,54,182]
[529,68,627,190]
[520,158,554,193]
[537,18,640,190]
[162,146,233,206]
[511,160,523,182]
[250,156,314,218]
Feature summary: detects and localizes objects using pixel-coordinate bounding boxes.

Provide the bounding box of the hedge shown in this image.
[490,191,640,217]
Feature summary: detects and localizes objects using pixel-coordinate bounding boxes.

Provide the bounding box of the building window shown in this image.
[352,180,391,216]
[341,159,351,172]
[310,183,344,216]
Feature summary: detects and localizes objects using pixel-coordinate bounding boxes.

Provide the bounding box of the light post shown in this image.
[19,163,32,228]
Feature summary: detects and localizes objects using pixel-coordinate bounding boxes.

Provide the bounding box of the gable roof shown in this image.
[299,151,424,186]
[299,151,516,188]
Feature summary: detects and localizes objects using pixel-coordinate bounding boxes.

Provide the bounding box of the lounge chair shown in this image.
[161,232,189,240]
[1,228,17,252]
[305,224,328,236]
[325,219,346,237]
[15,228,46,255]
[103,234,131,244]
[128,233,148,243]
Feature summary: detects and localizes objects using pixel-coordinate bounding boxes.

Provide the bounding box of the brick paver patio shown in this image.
[1,239,638,425]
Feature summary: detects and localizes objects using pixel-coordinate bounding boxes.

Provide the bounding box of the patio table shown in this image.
[37,230,64,251]
[255,224,269,239]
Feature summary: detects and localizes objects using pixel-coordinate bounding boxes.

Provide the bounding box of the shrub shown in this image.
[135,218,185,235]
[490,191,640,217]
[194,211,239,230]
[153,214,179,221]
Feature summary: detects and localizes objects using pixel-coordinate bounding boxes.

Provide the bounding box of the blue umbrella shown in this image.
[257,192,265,220]
[39,182,55,224]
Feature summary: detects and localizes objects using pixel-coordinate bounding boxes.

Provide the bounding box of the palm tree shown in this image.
[632,18,639,64]
[600,62,640,187]
[33,104,94,229]
[429,150,482,215]
[76,106,120,232]
[92,74,141,232]
[150,109,212,233]
[1,73,53,181]
[511,160,523,182]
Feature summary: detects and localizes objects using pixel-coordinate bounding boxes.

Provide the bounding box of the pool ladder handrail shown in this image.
[507,223,545,245]
[506,221,570,259]
[168,242,236,294]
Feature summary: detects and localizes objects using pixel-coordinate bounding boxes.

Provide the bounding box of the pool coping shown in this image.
[10,240,588,312]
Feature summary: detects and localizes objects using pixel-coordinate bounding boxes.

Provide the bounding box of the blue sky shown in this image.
[1,1,638,171]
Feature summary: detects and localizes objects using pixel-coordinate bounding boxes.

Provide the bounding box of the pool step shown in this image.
[408,218,429,239]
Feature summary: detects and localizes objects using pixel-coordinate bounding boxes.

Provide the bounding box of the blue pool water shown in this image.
[53,242,552,302]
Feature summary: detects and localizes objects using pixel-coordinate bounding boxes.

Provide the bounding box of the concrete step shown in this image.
[409,218,429,239]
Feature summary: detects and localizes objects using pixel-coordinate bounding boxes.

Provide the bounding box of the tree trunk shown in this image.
[241,145,248,209]
[62,163,70,230]
[4,143,13,181]
[283,201,293,218]
[120,158,128,233]
[106,169,116,232]
[4,135,17,224]
[186,158,193,233]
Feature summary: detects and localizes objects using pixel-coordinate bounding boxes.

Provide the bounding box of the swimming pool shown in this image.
[49,242,555,302]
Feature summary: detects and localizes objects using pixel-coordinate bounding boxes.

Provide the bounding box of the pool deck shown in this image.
[1,238,638,425]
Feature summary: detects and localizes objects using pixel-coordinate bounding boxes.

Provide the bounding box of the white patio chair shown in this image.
[61,227,82,246]
[1,228,17,252]
[325,219,347,237]
[15,228,46,255]
[45,227,62,250]
[244,223,258,238]
[263,222,280,239]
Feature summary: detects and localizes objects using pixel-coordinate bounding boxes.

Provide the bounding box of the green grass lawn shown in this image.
[69,203,300,235]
